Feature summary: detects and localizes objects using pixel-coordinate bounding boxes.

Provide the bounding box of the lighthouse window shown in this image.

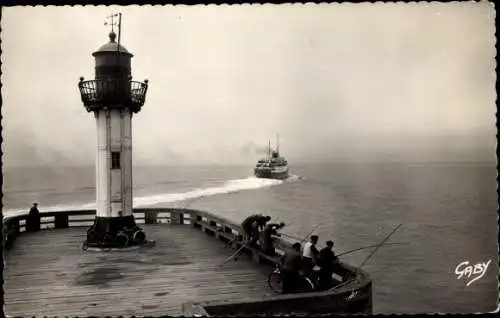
[111,152,121,169]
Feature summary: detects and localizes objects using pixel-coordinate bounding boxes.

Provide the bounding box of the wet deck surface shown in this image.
[4,224,273,316]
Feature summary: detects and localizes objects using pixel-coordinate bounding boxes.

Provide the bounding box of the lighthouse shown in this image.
[78,14,149,248]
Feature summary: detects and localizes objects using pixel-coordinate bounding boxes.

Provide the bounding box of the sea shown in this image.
[2,162,498,314]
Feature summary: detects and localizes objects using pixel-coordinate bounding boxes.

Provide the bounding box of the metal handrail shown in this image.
[78,79,148,112]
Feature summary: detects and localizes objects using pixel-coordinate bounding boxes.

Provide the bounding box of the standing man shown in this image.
[27,203,41,232]
[280,242,303,294]
[302,235,319,279]
[261,222,285,256]
[317,240,338,290]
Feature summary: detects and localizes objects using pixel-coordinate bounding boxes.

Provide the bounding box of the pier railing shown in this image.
[2,208,192,247]
[2,208,372,315]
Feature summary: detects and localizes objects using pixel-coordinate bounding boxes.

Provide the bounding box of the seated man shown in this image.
[280,242,303,294]
[261,222,285,256]
[317,240,339,290]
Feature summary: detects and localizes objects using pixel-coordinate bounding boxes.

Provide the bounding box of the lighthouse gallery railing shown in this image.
[78,79,148,113]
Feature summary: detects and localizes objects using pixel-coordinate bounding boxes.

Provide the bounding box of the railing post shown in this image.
[13,219,20,236]
[4,218,20,251]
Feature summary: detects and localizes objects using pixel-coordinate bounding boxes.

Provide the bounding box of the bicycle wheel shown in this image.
[267,271,282,294]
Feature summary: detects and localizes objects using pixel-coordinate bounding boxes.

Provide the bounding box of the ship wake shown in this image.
[134,176,286,208]
[3,175,303,217]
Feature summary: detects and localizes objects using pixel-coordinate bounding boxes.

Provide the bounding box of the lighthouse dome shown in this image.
[93,32,132,56]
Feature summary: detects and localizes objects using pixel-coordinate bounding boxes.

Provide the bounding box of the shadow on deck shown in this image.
[4,224,272,316]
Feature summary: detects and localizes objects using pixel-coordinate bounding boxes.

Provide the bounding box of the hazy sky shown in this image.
[1,3,496,166]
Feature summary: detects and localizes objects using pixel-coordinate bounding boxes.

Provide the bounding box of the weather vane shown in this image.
[104,13,122,46]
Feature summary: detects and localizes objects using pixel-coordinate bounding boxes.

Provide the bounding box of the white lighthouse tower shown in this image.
[78,14,149,248]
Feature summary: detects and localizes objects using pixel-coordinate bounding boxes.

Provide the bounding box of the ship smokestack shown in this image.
[277,134,280,155]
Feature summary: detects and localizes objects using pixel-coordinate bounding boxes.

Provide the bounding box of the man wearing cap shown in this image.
[317,240,338,290]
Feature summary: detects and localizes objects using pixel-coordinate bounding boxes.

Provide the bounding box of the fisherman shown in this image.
[241,214,270,247]
[317,240,338,290]
[256,215,272,230]
[261,222,285,256]
[27,203,41,232]
[241,214,260,242]
[280,242,303,294]
[302,235,319,279]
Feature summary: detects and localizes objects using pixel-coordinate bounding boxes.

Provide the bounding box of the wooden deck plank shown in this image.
[4,224,273,316]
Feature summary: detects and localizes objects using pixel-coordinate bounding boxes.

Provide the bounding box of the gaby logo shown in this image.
[454,260,492,286]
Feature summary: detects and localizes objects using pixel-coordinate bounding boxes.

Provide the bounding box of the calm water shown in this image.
[2,162,498,314]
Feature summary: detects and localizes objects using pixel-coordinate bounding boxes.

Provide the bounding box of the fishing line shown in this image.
[279,232,303,241]
[278,223,321,243]
[299,223,321,244]
[336,242,408,257]
[356,223,403,271]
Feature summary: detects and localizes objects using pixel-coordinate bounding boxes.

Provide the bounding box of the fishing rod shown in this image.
[329,224,403,292]
[279,232,303,241]
[278,223,320,243]
[356,223,403,271]
[280,221,295,228]
[336,242,408,257]
[219,243,249,267]
[279,234,407,255]
[271,220,294,231]
[299,223,321,244]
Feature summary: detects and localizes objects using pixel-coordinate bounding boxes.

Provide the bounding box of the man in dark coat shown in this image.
[255,215,271,231]
[280,242,303,294]
[27,203,40,232]
[317,240,338,290]
[240,214,262,244]
[261,222,285,256]
[241,214,271,247]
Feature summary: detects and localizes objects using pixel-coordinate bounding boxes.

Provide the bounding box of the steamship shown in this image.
[2,16,372,318]
[254,135,289,180]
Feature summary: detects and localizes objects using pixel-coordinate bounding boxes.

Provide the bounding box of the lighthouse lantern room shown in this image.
[78,14,149,249]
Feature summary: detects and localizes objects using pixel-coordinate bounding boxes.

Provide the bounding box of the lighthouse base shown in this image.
[85,216,147,249]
